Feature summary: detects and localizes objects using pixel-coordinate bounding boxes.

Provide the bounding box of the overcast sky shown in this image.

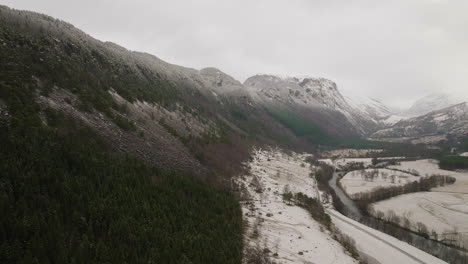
[2,0,468,109]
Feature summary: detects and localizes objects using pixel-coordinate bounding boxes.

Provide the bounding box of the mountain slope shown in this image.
[404,93,462,117]
[345,95,397,123]
[0,5,320,182]
[370,102,468,144]
[244,74,380,137]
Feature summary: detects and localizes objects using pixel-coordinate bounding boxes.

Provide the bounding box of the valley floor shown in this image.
[239,149,357,263]
[340,168,419,198]
[371,159,468,249]
[239,149,448,264]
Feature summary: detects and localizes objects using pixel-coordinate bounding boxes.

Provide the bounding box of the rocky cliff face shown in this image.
[244,74,381,136]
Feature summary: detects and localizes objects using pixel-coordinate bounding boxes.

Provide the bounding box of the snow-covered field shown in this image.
[340,169,420,198]
[239,149,357,263]
[240,150,448,263]
[389,159,468,194]
[372,159,468,248]
[371,192,468,236]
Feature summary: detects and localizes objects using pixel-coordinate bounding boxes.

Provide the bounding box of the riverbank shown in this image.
[325,159,468,263]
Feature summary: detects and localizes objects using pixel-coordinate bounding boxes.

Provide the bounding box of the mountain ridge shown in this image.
[403,93,463,117]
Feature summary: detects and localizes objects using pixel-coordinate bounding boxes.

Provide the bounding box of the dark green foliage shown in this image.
[439,156,468,170]
[306,161,346,214]
[112,114,136,131]
[0,120,243,264]
[230,108,248,121]
[294,193,331,228]
[282,184,331,229]
[282,192,293,204]
[159,118,180,138]
[0,70,243,263]
[265,104,335,144]
[379,143,442,159]
[265,105,393,148]
[0,21,179,128]
[458,135,468,152]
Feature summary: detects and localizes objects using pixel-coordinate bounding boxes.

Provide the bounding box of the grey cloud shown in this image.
[2,0,467,108]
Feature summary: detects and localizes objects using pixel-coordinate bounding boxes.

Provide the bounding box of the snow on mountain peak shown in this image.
[403,93,463,117]
[244,74,345,110]
[244,74,384,135]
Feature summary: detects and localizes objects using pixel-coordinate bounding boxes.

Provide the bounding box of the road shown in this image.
[328,209,447,264]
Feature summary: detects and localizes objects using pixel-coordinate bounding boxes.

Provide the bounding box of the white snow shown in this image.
[383,114,408,125]
[340,169,420,198]
[242,152,448,263]
[239,149,357,263]
[371,159,468,249]
[403,93,462,117]
[345,95,395,124]
[371,192,468,238]
[389,159,468,194]
[329,210,447,264]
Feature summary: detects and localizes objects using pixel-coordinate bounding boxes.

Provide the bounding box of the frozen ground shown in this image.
[372,159,468,248]
[239,148,357,263]
[389,159,468,194]
[371,192,468,235]
[240,150,447,263]
[340,169,420,198]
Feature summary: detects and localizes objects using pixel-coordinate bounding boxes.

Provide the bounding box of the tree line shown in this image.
[354,175,456,211]
[439,156,468,170]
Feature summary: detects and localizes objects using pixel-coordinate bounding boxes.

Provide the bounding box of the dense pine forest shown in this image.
[0,67,243,263]
[0,110,243,264]
[439,156,468,170]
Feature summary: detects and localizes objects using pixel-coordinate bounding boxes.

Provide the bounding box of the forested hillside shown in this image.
[0,4,319,184]
[0,85,243,263]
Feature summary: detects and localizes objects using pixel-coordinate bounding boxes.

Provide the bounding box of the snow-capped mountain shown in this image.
[244,74,380,136]
[370,102,468,144]
[199,67,249,97]
[245,75,351,111]
[345,95,390,121]
[403,93,462,117]
[345,95,409,126]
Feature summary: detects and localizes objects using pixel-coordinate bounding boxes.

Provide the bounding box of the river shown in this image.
[327,169,468,263]
[329,172,362,220]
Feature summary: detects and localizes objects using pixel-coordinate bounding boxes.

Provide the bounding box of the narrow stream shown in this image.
[328,170,468,263]
[329,172,362,219]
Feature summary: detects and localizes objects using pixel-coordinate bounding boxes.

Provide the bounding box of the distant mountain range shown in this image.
[403,93,463,117]
[370,102,468,144]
